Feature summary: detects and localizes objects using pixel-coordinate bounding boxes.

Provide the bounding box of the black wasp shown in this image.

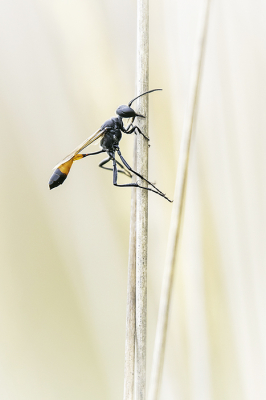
[49,89,172,202]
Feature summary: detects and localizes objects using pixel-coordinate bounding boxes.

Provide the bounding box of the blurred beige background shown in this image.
[0,0,265,399]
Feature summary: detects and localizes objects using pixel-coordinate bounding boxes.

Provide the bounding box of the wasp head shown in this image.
[116,105,145,119]
[116,89,162,120]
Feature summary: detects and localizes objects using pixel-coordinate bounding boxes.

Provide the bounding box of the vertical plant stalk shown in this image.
[148,1,211,400]
[136,0,149,399]
[123,142,137,400]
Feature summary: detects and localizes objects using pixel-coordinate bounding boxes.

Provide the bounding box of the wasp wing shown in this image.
[53,128,106,170]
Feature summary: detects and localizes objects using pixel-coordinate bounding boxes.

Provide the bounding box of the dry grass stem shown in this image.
[135,0,149,399]
[123,143,137,400]
[148,1,211,399]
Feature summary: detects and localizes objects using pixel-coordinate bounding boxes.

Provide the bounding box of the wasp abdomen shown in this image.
[49,169,67,189]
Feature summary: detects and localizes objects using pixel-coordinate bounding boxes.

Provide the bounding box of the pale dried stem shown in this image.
[123,0,149,398]
[123,141,137,400]
[148,1,211,400]
[135,0,149,400]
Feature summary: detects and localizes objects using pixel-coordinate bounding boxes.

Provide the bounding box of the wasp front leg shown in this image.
[122,125,149,141]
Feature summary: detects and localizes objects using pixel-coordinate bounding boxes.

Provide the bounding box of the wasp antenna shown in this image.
[127,88,162,107]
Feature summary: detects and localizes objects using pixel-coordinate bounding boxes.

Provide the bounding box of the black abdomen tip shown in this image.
[49,169,67,189]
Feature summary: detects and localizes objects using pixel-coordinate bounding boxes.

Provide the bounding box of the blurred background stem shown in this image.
[148,1,211,399]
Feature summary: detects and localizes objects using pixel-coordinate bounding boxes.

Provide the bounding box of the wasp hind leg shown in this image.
[116,149,173,201]
[112,157,172,202]
[99,156,131,177]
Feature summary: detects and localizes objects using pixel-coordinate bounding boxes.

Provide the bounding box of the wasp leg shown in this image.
[112,155,172,202]
[122,125,149,141]
[116,149,172,200]
[123,116,135,131]
[82,149,106,157]
[99,156,131,177]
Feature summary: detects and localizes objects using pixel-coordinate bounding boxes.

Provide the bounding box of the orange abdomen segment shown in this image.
[49,154,85,190]
[49,159,74,189]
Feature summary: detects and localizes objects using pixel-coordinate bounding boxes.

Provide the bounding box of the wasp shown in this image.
[49,89,172,202]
